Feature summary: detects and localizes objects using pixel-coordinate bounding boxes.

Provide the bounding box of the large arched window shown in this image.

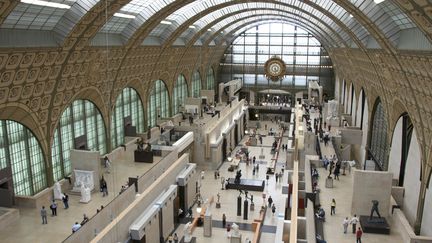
[369,99,389,170]
[52,100,106,182]
[0,120,47,196]
[206,67,215,90]
[219,23,334,92]
[173,74,188,115]
[192,70,201,98]
[111,87,145,148]
[148,80,169,127]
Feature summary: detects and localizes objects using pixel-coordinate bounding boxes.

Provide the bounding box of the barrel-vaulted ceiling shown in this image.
[1,0,432,52]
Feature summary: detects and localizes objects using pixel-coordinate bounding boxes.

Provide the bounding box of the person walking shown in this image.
[275,173,279,183]
[268,196,273,207]
[271,204,276,215]
[173,233,179,243]
[330,199,336,215]
[350,214,359,234]
[222,213,227,228]
[40,206,47,224]
[334,162,340,180]
[343,217,349,234]
[62,193,69,209]
[356,227,363,243]
[101,181,108,197]
[50,200,57,216]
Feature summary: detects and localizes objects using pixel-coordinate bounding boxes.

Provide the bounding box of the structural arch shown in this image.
[51,99,107,182]
[147,80,170,128]
[173,74,189,115]
[111,87,145,149]
[0,119,47,196]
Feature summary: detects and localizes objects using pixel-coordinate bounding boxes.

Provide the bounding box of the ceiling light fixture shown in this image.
[161,20,172,25]
[189,25,196,29]
[21,0,70,9]
[114,13,136,19]
[374,0,385,3]
[208,28,212,32]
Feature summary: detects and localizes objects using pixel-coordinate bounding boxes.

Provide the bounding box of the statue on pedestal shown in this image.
[80,184,91,203]
[234,170,242,184]
[53,181,64,200]
[231,223,240,237]
[370,200,381,219]
[184,221,193,242]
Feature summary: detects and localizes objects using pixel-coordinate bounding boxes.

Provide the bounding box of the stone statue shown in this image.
[231,223,240,237]
[53,181,64,200]
[235,170,242,184]
[184,221,193,242]
[217,193,220,203]
[80,184,91,203]
[370,200,381,219]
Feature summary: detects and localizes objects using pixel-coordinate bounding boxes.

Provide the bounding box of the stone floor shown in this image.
[0,154,162,243]
[0,118,406,243]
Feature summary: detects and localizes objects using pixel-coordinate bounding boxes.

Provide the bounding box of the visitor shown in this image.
[275,173,279,183]
[104,156,111,174]
[316,207,325,221]
[333,162,341,180]
[72,222,81,233]
[101,180,108,197]
[173,233,179,243]
[268,196,273,207]
[331,199,336,215]
[40,206,47,224]
[356,227,363,243]
[222,213,227,228]
[81,214,89,225]
[342,217,349,234]
[62,193,69,209]
[271,204,276,215]
[253,156,256,164]
[226,224,231,238]
[350,214,359,234]
[168,234,173,243]
[50,200,57,216]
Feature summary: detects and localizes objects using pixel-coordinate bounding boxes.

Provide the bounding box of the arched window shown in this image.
[111,87,145,148]
[173,74,188,115]
[369,99,389,170]
[148,80,169,128]
[0,120,47,196]
[192,70,201,98]
[206,67,215,90]
[52,100,106,182]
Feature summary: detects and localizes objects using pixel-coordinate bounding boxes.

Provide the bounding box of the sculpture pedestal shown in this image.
[216,202,221,208]
[325,177,333,188]
[230,234,242,243]
[360,216,390,234]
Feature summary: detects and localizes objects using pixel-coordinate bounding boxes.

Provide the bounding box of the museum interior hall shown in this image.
[0,0,432,242]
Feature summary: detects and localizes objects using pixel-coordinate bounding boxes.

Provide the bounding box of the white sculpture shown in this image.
[232,223,240,237]
[184,221,193,242]
[53,181,64,200]
[72,170,95,192]
[79,184,91,203]
[327,100,339,118]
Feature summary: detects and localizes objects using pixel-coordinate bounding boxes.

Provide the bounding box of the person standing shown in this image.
[62,193,69,209]
[271,204,276,215]
[342,217,349,234]
[40,206,47,224]
[101,181,108,197]
[268,196,273,207]
[330,199,336,215]
[50,200,57,216]
[356,227,363,243]
[222,213,227,228]
[350,214,359,234]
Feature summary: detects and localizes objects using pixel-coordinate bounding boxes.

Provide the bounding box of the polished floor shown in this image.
[0,118,406,242]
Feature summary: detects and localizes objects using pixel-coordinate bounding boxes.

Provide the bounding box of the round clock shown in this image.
[264,56,286,82]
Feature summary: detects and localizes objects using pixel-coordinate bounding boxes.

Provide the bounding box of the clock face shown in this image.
[269,63,282,75]
[264,57,286,82]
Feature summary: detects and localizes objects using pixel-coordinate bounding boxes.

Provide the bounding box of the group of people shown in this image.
[322,155,342,180]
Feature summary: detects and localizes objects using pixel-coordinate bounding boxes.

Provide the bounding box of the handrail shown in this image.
[289,161,299,243]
